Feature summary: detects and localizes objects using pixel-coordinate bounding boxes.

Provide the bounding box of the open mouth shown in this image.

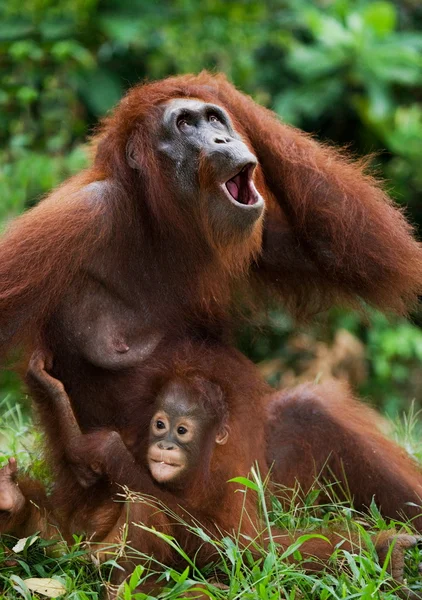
[224,163,260,206]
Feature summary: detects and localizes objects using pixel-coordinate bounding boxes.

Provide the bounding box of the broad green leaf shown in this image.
[287,44,346,79]
[129,564,145,591]
[361,1,396,37]
[304,10,351,47]
[228,476,259,491]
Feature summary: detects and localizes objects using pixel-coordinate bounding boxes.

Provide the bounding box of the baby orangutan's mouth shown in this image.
[148,448,184,483]
[224,163,260,207]
[151,458,181,468]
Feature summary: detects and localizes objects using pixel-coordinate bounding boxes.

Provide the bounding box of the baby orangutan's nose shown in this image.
[157,441,174,451]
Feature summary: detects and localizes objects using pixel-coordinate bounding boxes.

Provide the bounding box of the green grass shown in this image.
[1,400,422,599]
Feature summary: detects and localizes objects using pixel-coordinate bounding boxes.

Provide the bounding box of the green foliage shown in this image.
[364,313,422,413]
[273,0,422,210]
[2,462,422,598]
[0,534,104,599]
[327,310,422,414]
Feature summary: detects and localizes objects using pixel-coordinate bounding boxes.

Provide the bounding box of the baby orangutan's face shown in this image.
[147,381,228,487]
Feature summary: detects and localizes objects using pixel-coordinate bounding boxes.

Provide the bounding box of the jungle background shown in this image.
[1,0,422,420]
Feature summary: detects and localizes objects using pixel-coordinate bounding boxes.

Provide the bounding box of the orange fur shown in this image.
[1,72,421,364]
[4,344,422,587]
[1,73,422,588]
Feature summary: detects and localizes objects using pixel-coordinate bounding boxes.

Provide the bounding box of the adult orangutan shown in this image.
[0,72,422,556]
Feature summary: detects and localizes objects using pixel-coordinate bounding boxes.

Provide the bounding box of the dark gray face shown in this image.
[147,380,229,487]
[157,99,265,237]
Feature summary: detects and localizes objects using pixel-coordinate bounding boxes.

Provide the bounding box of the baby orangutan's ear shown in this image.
[215,426,229,445]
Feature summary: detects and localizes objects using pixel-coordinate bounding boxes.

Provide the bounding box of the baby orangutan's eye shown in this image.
[177,426,187,435]
[156,420,166,429]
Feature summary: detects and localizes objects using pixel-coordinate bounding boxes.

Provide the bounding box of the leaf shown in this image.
[51,40,94,67]
[133,523,196,569]
[99,16,144,44]
[369,496,384,524]
[305,11,351,47]
[363,79,393,121]
[24,578,66,598]
[10,575,32,600]
[78,68,123,116]
[363,42,422,85]
[342,550,362,582]
[228,476,259,491]
[128,564,144,591]
[361,2,397,38]
[221,536,239,565]
[171,566,190,584]
[279,534,329,561]
[12,535,39,553]
[263,550,276,574]
[287,44,345,79]
[275,79,343,124]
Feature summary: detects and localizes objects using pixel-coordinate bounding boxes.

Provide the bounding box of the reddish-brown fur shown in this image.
[1,73,422,590]
[25,344,270,557]
[1,73,421,360]
[267,382,422,529]
[1,343,421,597]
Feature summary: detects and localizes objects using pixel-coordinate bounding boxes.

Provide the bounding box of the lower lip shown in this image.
[152,460,180,468]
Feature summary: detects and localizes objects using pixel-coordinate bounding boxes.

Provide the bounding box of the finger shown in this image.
[29,348,45,370]
[7,457,17,475]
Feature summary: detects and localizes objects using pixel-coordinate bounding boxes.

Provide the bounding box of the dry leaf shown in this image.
[24,578,66,598]
[12,535,38,553]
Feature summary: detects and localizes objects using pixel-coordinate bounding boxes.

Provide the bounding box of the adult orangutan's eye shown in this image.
[177,117,190,130]
[156,420,166,429]
[209,114,220,124]
[177,426,187,435]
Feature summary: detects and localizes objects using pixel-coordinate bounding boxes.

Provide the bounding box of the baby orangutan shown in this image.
[61,376,231,494]
[147,379,229,488]
[29,353,230,495]
[0,351,231,542]
[0,352,234,598]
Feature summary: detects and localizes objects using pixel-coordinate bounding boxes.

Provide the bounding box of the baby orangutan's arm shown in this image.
[26,350,144,490]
